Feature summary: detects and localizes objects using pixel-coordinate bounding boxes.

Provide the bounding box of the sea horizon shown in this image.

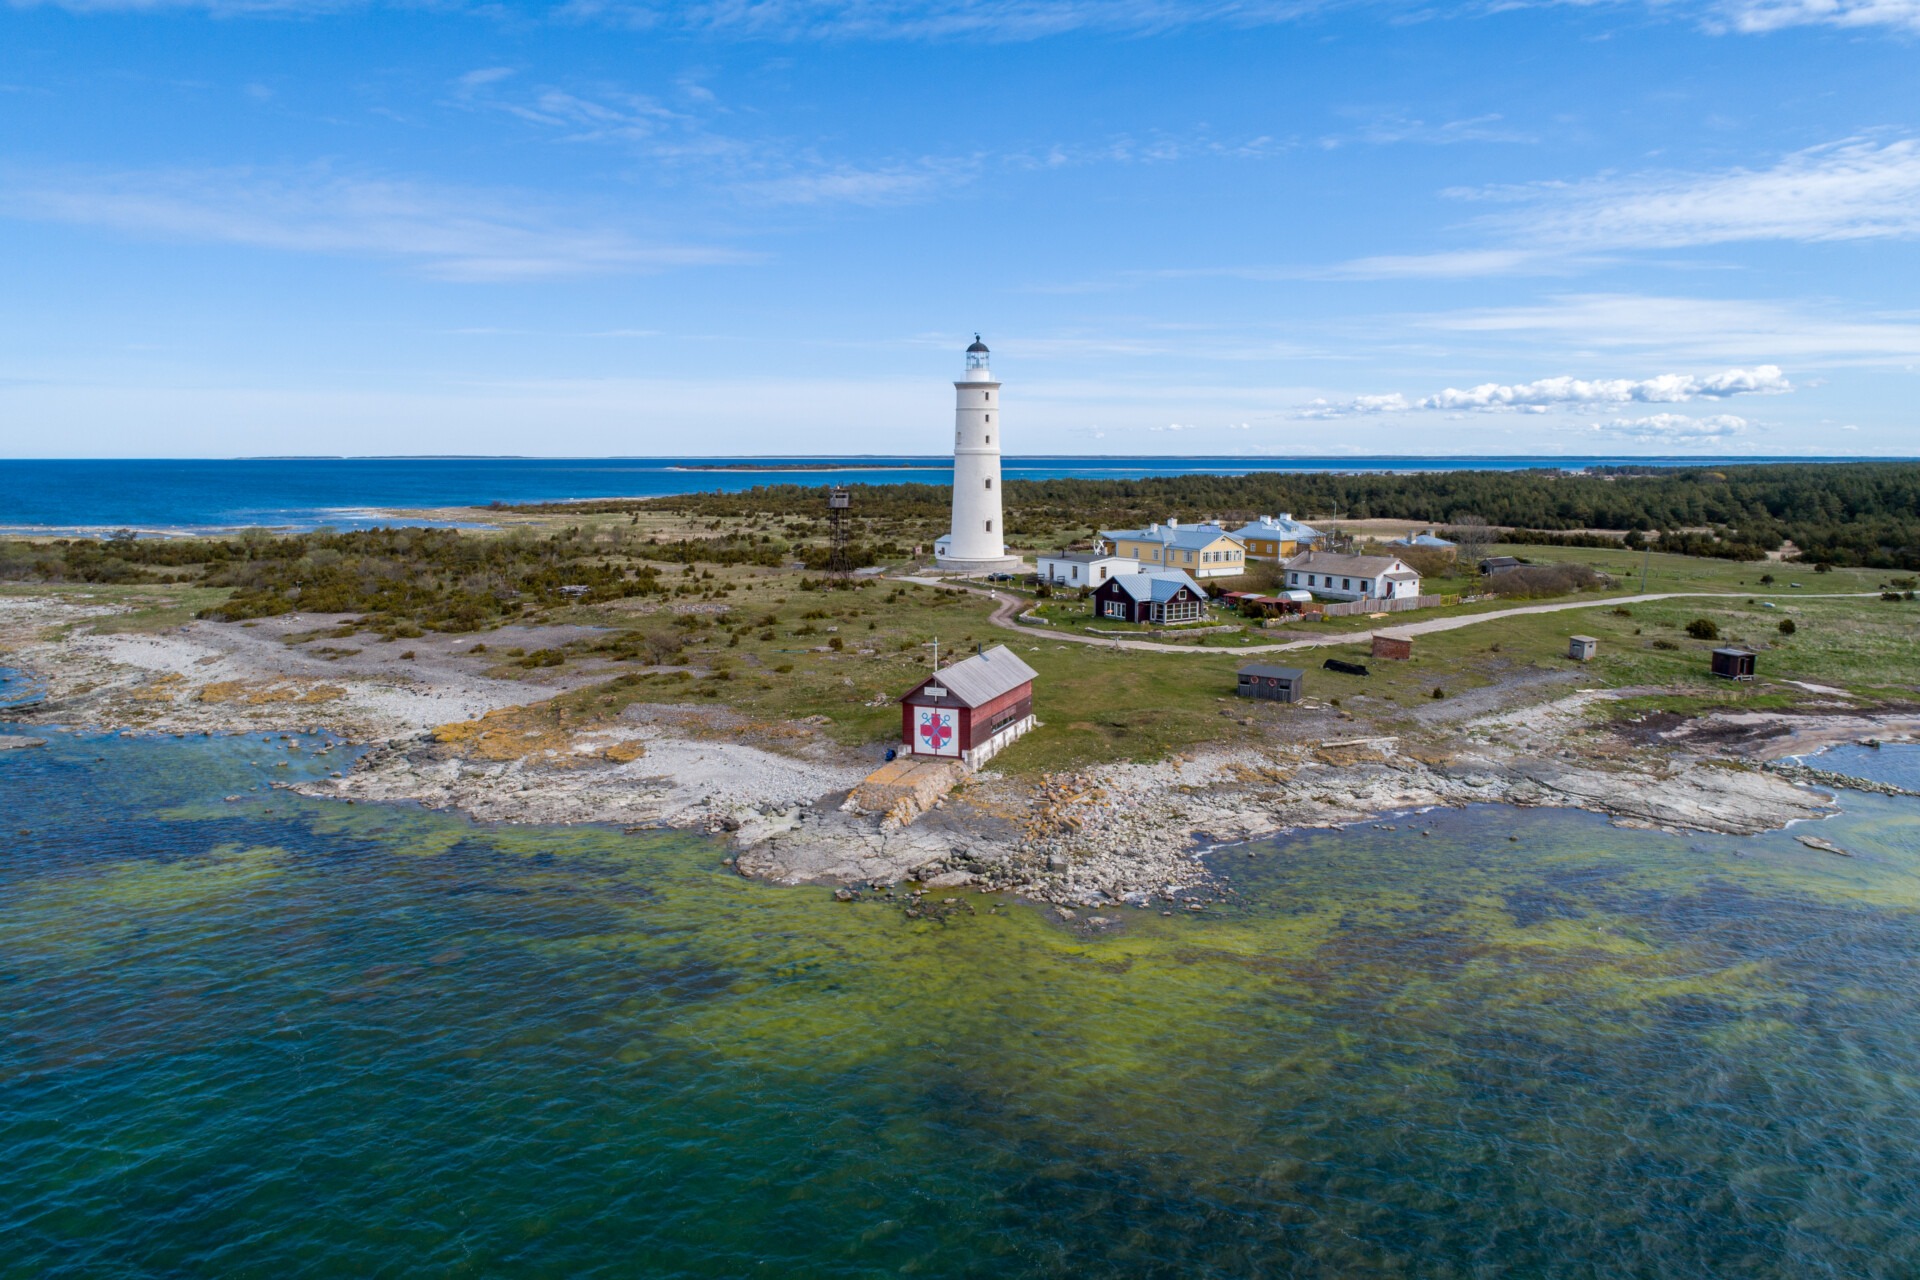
[5,454,1915,537]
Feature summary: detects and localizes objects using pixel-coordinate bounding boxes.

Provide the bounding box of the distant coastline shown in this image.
[673,463,947,473]
[1,455,1910,536]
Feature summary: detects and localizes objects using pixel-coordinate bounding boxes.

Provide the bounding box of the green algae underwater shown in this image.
[5,730,1920,1278]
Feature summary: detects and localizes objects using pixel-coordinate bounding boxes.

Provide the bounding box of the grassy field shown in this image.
[6,522,1916,774]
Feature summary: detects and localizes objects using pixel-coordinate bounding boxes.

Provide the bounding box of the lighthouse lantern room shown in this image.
[935,335,1023,574]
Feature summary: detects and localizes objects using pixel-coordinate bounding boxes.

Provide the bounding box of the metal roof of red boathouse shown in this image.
[906,644,1037,707]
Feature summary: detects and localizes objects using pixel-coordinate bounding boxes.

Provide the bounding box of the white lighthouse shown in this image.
[935,335,1023,574]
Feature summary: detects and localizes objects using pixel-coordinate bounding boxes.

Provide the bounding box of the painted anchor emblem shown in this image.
[918,711,953,751]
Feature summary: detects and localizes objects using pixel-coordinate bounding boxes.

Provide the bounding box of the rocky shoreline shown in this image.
[3,592,1904,907]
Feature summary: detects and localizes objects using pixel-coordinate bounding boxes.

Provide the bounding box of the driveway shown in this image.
[893,577,1876,657]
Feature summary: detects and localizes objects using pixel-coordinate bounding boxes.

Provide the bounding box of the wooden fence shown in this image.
[1319,593,1458,618]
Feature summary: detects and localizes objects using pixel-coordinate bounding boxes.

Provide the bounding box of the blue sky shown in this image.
[2,0,1917,458]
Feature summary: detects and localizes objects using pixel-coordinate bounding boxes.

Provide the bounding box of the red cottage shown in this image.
[900,644,1039,769]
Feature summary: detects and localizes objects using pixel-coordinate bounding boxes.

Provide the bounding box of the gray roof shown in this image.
[1229,513,1321,542]
[1388,531,1456,548]
[1238,664,1304,680]
[1039,551,1126,565]
[1284,550,1412,577]
[1100,522,1240,553]
[1106,569,1208,603]
[915,643,1037,707]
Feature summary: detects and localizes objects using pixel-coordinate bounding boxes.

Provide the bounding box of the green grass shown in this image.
[11,536,1915,777]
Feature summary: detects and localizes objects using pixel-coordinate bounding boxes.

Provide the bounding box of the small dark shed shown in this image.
[1479,556,1520,575]
[1237,664,1304,702]
[1710,647,1757,681]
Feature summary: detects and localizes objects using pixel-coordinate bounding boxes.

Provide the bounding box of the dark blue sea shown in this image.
[0,455,1882,535]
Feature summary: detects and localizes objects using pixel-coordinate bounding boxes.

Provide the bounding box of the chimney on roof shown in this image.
[1168,518,1179,528]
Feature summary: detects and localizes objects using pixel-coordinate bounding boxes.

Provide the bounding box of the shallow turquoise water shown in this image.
[5,732,1920,1277]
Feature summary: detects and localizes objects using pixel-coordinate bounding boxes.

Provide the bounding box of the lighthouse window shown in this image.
[984,478,992,490]
[984,414,990,422]
[985,520,993,532]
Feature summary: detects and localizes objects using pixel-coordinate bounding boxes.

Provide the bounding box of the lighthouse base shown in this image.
[935,554,1025,575]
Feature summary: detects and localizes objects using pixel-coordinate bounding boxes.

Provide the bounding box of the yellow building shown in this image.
[1099,520,1247,579]
[1228,513,1323,562]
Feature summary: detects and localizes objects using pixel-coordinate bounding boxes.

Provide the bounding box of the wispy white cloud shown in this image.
[574,0,1337,40]
[736,157,978,206]
[16,0,1920,39]
[1296,135,1920,287]
[1313,248,1568,279]
[1299,364,1789,418]
[1456,136,1920,251]
[1582,412,1751,442]
[1711,0,1920,33]
[456,66,517,90]
[0,164,751,280]
[1425,293,1920,365]
[1320,112,1534,149]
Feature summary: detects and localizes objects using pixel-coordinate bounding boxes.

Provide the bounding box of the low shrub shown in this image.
[1487,563,1614,598]
[1778,618,1797,634]
[1685,618,1720,640]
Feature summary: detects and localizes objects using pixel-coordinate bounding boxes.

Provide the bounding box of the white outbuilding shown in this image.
[1283,551,1422,602]
[1036,547,1130,588]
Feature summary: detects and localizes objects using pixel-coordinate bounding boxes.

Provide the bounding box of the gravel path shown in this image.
[894,578,1878,656]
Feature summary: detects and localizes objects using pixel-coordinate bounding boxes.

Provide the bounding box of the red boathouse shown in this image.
[900,644,1039,769]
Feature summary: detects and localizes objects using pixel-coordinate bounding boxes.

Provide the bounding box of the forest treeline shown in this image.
[551,461,1920,569]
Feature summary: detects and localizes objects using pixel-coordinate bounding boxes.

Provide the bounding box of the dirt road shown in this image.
[893,577,1876,657]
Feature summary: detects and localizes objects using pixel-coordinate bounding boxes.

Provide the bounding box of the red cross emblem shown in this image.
[919,710,953,750]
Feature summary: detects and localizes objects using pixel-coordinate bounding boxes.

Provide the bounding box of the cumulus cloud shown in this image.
[1300,366,1788,418]
[1584,413,1751,443]
[1418,365,1790,411]
[1298,392,1409,419]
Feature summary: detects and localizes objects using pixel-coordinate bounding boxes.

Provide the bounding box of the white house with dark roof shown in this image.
[1283,550,1421,602]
